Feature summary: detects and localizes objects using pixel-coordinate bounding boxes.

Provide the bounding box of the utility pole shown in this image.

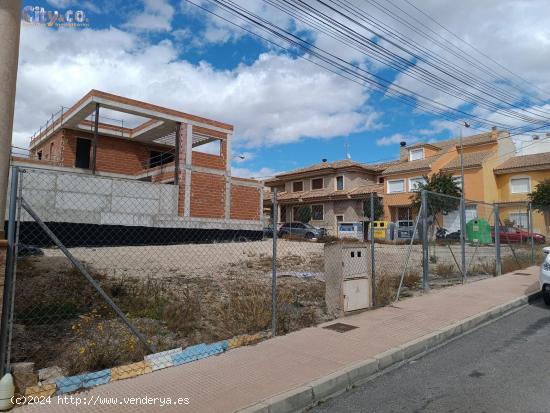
[459,122,470,283]
[0,0,23,236]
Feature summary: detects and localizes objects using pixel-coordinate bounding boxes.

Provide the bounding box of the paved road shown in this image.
[312,300,550,413]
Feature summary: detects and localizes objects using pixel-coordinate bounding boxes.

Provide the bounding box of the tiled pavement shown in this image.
[19,267,540,412]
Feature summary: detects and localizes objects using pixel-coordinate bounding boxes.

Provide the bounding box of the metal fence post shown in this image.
[494,204,501,276]
[271,188,278,336]
[421,190,429,291]
[528,202,535,265]
[0,167,19,374]
[460,197,467,283]
[370,192,376,306]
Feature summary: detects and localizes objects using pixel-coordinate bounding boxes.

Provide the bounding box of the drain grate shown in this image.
[323,323,358,333]
[514,272,531,276]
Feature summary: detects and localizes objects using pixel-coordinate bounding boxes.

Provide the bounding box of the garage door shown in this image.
[443,205,478,233]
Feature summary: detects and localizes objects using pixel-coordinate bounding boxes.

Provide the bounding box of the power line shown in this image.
[399,0,550,102]
[194,0,546,131]
[291,0,550,123]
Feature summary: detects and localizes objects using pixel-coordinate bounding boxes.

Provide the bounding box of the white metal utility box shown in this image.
[324,243,371,318]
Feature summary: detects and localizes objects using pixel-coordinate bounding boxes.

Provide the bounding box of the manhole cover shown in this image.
[514,272,531,276]
[322,323,358,333]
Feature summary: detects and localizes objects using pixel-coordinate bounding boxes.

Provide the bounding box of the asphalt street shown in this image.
[312,299,550,413]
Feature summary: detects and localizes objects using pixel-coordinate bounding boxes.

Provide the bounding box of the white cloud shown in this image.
[13,24,378,150]
[123,0,175,32]
[376,133,415,146]
[231,166,278,179]
[46,0,101,14]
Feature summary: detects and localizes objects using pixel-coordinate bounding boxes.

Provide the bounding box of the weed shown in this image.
[434,263,456,278]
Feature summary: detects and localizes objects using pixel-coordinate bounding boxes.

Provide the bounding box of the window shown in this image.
[509,212,528,228]
[408,177,427,192]
[336,176,344,191]
[409,148,424,161]
[378,176,384,184]
[193,138,221,155]
[452,176,463,190]
[311,178,324,190]
[311,204,324,221]
[149,150,175,168]
[292,181,304,192]
[510,177,530,194]
[387,179,405,193]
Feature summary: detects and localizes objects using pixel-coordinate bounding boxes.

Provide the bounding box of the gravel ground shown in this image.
[40,239,522,280]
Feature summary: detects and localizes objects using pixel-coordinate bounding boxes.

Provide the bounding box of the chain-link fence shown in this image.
[0,168,545,399]
[2,166,330,398]
[423,190,543,290]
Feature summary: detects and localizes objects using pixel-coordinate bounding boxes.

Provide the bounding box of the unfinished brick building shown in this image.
[12,90,263,245]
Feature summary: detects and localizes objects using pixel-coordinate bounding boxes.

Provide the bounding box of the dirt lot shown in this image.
[12,238,537,384]
[41,239,325,279]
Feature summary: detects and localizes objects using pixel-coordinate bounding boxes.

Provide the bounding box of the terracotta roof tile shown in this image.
[494,152,550,174]
[440,150,494,170]
[381,157,436,175]
[276,183,382,202]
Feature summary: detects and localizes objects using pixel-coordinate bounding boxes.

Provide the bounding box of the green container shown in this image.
[466,218,492,245]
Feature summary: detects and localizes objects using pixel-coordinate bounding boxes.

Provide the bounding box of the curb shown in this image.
[237,291,539,413]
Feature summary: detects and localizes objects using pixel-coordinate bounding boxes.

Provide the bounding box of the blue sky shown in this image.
[13,0,550,178]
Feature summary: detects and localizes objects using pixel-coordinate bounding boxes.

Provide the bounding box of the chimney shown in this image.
[491,126,497,140]
[399,141,408,160]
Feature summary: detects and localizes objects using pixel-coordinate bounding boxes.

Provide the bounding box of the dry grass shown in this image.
[13,255,326,375]
[434,263,457,278]
[375,269,420,306]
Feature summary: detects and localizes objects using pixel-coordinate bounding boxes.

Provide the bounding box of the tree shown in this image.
[411,172,462,217]
[529,180,550,232]
[363,196,384,221]
[295,206,311,223]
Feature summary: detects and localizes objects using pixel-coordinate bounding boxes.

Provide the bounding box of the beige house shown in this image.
[264,160,391,234]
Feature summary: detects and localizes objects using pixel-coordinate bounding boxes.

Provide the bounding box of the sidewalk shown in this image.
[19,268,540,413]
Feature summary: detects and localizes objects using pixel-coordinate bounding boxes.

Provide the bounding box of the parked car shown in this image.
[278,222,326,240]
[263,225,274,238]
[491,227,546,244]
[540,246,550,306]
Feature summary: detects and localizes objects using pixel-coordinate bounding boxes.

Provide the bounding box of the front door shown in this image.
[75,138,92,169]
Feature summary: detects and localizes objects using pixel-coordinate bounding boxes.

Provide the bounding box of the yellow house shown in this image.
[381,128,514,221]
[494,153,550,235]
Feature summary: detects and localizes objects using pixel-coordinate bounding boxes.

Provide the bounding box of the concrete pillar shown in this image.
[224,133,232,220]
[0,241,6,314]
[180,123,191,216]
[0,0,22,236]
[176,123,193,217]
[184,124,192,217]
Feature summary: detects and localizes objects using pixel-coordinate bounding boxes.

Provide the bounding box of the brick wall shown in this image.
[231,184,260,220]
[190,172,225,218]
[59,130,170,175]
[32,131,64,164]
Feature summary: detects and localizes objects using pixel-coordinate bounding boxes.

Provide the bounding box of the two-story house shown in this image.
[382,128,515,228]
[264,160,391,234]
[494,153,550,234]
